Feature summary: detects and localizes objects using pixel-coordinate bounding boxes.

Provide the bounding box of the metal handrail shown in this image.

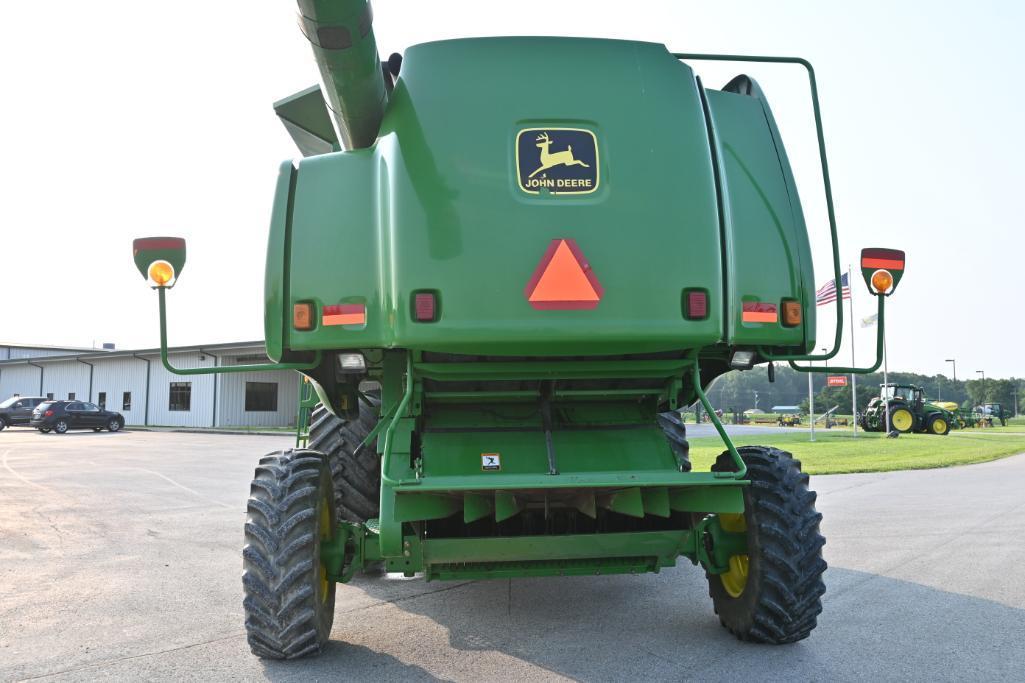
[380,353,415,486]
[789,295,885,374]
[689,359,747,479]
[156,287,321,375]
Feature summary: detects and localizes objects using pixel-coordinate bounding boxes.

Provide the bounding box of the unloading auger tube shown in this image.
[128,7,914,659]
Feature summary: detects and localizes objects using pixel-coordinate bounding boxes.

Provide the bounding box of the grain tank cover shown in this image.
[275,37,813,356]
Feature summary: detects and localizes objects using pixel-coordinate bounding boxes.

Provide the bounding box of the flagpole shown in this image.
[883,321,890,433]
[809,371,815,442]
[849,265,857,437]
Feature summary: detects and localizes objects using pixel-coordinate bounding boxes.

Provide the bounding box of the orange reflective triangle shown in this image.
[525,239,603,310]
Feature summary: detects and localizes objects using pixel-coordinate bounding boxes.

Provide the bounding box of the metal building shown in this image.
[0,343,107,360]
[0,342,300,428]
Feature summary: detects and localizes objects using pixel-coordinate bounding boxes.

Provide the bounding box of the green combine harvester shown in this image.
[130,0,908,658]
[860,384,955,435]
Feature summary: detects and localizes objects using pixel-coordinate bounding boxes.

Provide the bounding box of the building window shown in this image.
[97,392,106,409]
[68,392,75,400]
[245,382,278,412]
[123,392,132,411]
[46,393,53,400]
[169,382,192,411]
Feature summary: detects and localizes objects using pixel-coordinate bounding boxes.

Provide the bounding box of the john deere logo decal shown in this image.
[516,128,599,195]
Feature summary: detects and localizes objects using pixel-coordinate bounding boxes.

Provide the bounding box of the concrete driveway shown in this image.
[1,429,1022,681]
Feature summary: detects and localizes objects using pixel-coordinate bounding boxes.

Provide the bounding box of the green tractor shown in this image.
[860,384,954,435]
[130,0,908,658]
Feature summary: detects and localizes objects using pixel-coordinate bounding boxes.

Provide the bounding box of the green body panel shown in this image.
[269,38,817,358]
[325,517,746,583]
[704,88,814,347]
[264,161,296,363]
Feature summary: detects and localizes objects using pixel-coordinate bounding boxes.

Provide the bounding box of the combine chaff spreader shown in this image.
[131,0,907,658]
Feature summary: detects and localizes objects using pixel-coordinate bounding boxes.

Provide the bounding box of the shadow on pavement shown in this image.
[266,565,1025,681]
[260,641,441,682]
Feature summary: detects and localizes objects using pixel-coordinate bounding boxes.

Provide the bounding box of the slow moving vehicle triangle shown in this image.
[525,238,604,310]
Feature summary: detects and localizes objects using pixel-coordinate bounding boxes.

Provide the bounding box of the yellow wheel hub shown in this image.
[891,409,913,432]
[718,513,749,598]
[932,418,947,434]
[318,498,331,603]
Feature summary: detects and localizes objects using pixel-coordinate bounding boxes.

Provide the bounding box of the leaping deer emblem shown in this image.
[529,132,591,178]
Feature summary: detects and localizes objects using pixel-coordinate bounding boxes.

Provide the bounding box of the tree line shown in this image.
[703,364,1022,416]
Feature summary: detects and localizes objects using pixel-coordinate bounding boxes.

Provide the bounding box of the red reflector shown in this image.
[685,290,708,320]
[414,292,436,322]
[45,410,54,417]
[323,304,366,326]
[742,302,778,324]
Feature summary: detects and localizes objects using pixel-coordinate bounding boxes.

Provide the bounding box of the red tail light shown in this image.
[413,292,437,322]
[44,410,54,417]
[684,290,708,320]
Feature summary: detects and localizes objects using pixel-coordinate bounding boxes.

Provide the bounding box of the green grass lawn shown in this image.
[687,429,1025,475]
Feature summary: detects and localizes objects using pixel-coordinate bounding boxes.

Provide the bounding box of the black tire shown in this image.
[656,411,692,471]
[707,446,827,644]
[39,428,50,433]
[53,419,69,434]
[926,414,950,436]
[108,418,122,432]
[242,449,337,659]
[307,395,381,522]
[92,427,103,432]
[0,419,6,432]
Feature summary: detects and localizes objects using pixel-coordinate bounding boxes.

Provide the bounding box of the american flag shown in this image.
[816,272,851,306]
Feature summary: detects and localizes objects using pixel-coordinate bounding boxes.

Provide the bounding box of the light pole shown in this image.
[946,359,956,382]
[976,370,986,405]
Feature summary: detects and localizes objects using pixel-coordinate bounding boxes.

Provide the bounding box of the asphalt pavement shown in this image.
[1,427,1023,682]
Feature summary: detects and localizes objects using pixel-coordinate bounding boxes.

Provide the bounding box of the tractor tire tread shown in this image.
[242,448,334,659]
[656,411,692,472]
[307,395,382,522]
[707,446,826,644]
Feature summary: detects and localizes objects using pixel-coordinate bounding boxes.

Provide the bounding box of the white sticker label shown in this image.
[481,453,501,471]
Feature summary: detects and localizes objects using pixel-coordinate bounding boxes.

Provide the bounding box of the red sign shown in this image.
[827,375,848,387]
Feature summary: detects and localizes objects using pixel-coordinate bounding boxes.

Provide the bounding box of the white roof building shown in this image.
[0,341,299,428]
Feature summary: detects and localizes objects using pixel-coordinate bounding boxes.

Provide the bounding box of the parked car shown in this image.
[30,400,125,434]
[0,396,48,430]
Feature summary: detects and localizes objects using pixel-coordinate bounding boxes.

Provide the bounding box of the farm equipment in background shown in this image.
[934,402,1008,429]
[979,403,1009,427]
[778,414,802,427]
[815,405,840,429]
[860,384,954,435]
[934,401,973,429]
[130,0,908,659]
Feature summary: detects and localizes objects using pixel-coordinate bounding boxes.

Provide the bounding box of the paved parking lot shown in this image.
[2,428,1024,681]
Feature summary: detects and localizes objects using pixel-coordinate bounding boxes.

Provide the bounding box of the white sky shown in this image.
[1,1,1022,377]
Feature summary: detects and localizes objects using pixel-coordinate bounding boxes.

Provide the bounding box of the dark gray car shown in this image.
[0,396,48,430]
[30,400,125,434]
